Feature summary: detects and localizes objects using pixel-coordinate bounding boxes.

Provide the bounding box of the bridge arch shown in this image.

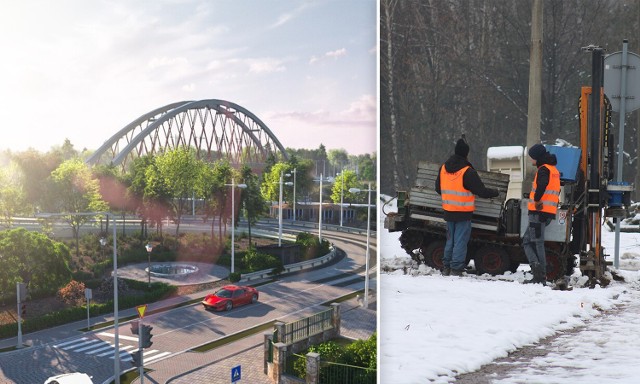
[86,99,288,171]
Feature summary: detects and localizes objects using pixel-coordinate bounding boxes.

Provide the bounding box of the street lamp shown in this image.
[318,174,324,242]
[279,171,283,247]
[145,243,153,287]
[100,236,106,260]
[286,168,297,222]
[349,183,373,309]
[338,170,345,227]
[37,212,121,383]
[226,178,247,273]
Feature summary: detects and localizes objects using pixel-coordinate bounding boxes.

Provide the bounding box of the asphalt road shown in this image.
[0,223,376,384]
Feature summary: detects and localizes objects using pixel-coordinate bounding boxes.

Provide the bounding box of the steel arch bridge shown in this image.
[86,99,288,171]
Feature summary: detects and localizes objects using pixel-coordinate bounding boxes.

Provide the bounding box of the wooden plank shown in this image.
[410,161,511,221]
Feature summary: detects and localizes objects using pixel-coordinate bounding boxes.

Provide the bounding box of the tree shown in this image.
[240,165,266,248]
[49,159,109,259]
[154,148,204,235]
[260,162,291,203]
[330,170,359,204]
[196,159,229,245]
[0,163,25,227]
[327,149,349,176]
[0,228,71,298]
[12,149,63,211]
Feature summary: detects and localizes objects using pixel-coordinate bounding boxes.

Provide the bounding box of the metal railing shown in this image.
[281,308,333,345]
[285,353,376,384]
[319,360,376,384]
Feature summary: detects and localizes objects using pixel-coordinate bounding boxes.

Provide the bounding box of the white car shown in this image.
[44,372,94,384]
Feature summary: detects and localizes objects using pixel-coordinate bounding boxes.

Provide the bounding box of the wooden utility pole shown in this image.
[525,0,543,187]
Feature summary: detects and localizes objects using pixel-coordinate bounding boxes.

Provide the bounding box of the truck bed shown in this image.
[398,161,511,232]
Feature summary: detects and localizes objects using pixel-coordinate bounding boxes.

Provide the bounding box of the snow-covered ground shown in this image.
[379,196,640,383]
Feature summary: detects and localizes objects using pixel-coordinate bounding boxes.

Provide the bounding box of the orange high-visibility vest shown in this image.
[440,166,474,212]
[528,164,560,214]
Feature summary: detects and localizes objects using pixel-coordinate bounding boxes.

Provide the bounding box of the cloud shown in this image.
[269,3,313,29]
[248,58,286,74]
[310,48,348,64]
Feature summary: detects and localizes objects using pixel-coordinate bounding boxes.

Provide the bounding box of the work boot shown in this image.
[450,269,464,277]
[523,263,540,284]
[535,264,547,286]
[442,267,451,276]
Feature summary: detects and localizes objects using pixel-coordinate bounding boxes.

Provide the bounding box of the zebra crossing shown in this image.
[53,332,171,363]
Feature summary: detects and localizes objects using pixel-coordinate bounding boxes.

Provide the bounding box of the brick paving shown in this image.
[134,295,377,384]
[0,231,377,384]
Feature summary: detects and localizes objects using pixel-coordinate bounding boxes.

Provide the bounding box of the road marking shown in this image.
[62,339,101,350]
[54,337,88,348]
[86,343,116,354]
[75,341,111,352]
[99,332,139,342]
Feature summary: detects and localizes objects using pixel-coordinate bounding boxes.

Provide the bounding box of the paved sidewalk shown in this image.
[0,280,377,384]
[135,294,377,384]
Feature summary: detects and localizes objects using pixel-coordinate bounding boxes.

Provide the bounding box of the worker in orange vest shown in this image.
[523,143,560,286]
[435,135,499,276]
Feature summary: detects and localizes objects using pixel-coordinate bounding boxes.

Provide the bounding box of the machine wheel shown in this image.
[421,240,446,270]
[252,294,258,304]
[474,246,511,276]
[400,230,424,253]
[225,301,233,311]
[545,248,564,281]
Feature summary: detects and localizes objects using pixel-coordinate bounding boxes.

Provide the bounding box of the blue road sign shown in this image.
[231,365,241,382]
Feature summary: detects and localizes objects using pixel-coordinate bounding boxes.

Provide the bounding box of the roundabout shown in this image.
[117,261,229,286]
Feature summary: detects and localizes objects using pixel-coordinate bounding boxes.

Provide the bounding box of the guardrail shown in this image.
[240,247,338,282]
[255,218,377,238]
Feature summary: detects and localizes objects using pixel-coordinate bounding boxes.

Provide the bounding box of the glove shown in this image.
[534,201,543,211]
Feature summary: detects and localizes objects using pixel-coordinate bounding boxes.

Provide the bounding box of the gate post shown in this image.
[331,303,341,337]
[305,352,321,384]
[272,342,287,383]
[264,331,273,374]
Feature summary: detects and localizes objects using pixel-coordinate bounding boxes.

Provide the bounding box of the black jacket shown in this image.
[435,154,500,222]
[532,152,558,221]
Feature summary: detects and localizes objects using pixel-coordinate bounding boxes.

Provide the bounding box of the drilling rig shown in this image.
[384,45,633,287]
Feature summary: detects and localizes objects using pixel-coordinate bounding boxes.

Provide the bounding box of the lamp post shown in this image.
[339,171,344,227]
[38,212,121,383]
[286,168,297,222]
[318,174,324,243]
[100,236,106,260]
[145,243,153,287]
[279,171,283,247]
[349,183,373,309]
[226,178,247,273]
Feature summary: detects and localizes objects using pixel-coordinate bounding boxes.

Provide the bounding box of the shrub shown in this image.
[57,280,86,306]
[242,250,282,272]
[292,334,377,381]
[295,233,331,260]
[228,272,241,282]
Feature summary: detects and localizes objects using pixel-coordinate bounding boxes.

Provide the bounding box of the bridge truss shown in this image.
[86,99,288,171]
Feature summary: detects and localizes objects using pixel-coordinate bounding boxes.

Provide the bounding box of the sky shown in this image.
[379,196,640,384]
[0,0,377,156]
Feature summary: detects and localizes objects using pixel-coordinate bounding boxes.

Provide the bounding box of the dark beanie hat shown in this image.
[528,143,546,161]
[455,138,470,158]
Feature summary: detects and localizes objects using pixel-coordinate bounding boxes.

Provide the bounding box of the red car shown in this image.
[202,285,259,311]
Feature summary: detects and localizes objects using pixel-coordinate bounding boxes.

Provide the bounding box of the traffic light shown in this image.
[21,303,26,317]
[140,324,153,349]
[130,350,142,367]
[130,320,139,335]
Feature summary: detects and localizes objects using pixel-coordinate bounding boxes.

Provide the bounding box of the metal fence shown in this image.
[284,353,376,384]
[319,361,376,384]
[281,307,333,345]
